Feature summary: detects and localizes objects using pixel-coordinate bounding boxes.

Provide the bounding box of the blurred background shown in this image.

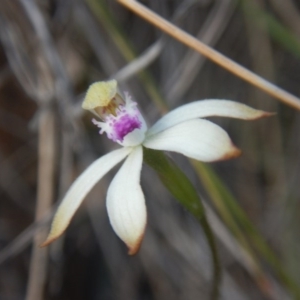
[0,0,300,299]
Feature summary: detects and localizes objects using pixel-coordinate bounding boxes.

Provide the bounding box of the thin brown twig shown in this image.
[25,108,56,300]
[117,0,300,111]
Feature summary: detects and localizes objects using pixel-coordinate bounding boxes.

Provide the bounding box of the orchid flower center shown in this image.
[82,80,147,147]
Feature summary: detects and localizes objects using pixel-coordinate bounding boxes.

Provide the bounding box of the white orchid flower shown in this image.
[42,80,271,254]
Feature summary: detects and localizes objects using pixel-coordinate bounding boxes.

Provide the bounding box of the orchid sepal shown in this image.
[41,147,132,247]
[147,99,274,136]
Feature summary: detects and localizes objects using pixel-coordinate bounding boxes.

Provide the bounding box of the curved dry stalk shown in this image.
[112,39,164,82]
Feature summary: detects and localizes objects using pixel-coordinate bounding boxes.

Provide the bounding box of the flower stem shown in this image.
[143,148,221,300]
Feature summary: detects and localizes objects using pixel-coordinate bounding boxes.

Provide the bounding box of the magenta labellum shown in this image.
[92,93,147,146]
[83,80,147,147]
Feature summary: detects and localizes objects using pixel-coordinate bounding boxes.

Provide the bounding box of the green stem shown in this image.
[201,217,221,300]
[143,148,221,300]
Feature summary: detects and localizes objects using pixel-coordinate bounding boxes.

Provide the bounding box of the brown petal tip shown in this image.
[253,111,276,120]
[127,234,144,255]
[221,145,242,161]
[39,235,59,248]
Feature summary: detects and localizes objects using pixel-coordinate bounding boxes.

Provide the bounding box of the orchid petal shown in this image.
[147,100,272,136]
[41,147,132,247]
[106,146,146,255]
[144,119,241,162]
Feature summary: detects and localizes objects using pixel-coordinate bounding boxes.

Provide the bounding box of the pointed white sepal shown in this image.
[41,147,132,247]
[106,146,146,255]
[147,100,272,136]
[144,119,241,162]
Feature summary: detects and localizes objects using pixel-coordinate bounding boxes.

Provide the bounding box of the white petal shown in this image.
[144,119,241,162]
[41,147,132,246]
[147,100,272,136]
[106,146,146,255]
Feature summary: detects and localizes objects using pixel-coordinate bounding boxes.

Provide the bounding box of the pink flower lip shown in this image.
[91,92,147,147]
[107,110,142,142]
